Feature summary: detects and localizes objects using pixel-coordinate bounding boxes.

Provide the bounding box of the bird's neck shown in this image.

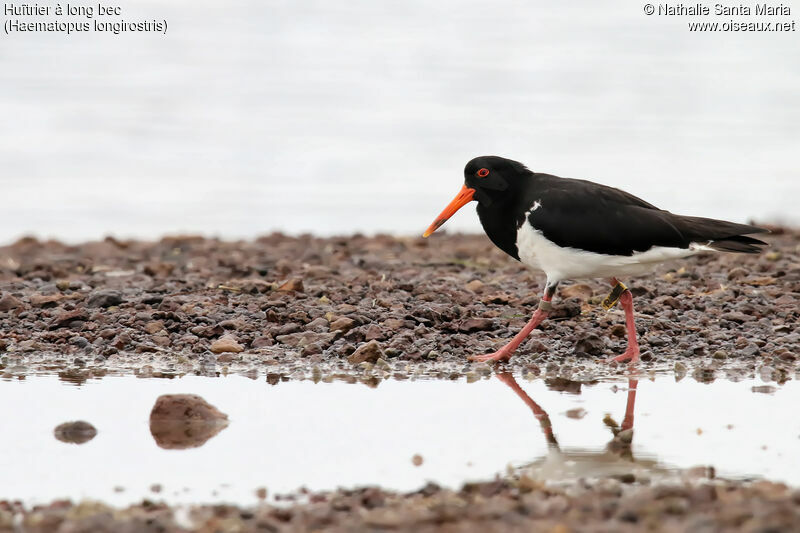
[477,201,525,261]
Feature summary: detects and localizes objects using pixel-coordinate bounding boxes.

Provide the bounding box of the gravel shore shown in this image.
[4,477,800,532]
[1,229,798,381]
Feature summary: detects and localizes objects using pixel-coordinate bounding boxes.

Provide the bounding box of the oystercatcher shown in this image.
[423,156,768,363]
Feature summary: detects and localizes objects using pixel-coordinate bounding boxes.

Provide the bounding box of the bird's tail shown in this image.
[671,215,769,254]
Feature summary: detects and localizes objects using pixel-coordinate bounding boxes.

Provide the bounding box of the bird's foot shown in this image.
[469,348,514,363]
[607,346,640,364]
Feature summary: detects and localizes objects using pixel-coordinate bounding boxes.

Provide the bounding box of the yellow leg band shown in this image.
[602,281,628,311]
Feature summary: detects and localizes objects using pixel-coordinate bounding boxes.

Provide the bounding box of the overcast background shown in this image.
[2,0,798,244]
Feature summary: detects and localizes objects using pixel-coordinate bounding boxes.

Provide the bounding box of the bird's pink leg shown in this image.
[469,282,558,363]
[608,278,640,364]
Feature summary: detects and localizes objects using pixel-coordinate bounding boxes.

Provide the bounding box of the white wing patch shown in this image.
[525,200,542,218]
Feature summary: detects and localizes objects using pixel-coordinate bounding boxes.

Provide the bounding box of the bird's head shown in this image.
[423,156,530,237]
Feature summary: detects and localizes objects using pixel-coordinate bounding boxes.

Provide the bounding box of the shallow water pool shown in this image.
[0,372,797,507]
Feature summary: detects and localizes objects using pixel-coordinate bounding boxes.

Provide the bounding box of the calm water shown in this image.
[1,0,798,244]
[1,372,798,507]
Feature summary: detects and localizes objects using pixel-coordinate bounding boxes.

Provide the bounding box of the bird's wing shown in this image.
[525,177,689,256]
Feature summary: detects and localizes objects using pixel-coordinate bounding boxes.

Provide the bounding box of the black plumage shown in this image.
[467,156,767,260]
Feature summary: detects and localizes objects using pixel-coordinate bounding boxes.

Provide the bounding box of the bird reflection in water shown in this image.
[496,373,664,481]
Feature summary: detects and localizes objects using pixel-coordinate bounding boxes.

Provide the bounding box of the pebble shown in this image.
[277,278,304,292]
[87,290,124,308]
[560,283,594,301]
[49,309,89,329]
[29,293,64,307]
[149,394,229,449]
[0,292,23,311]
[751,385,777,394]
[565,408,587,419]
[53,420,97,444]
[574,334,605,356]
[465,279,485,292]
[305,317,329,331]
[330,317,356,332]
[210,334,244,354]
[348,340,383,364]
[458,317,494,332]
[144,321,166,335]
[608,324,626,338]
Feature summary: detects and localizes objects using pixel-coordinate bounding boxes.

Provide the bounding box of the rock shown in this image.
[458,318,494,332]
[348,340,383,364]
[218,318,246,330]
[305,317,329,331]
[275,331,336,348]
[727,267,748,280]
[574,334,605,356]
[152,335,171,347]
[364,324,385,341]
[527,340,548,353]
[143,262,175,277]
[744,276,777,286]
[274,322,301,335]
[70,336,90,348]
[48,308,89,329]
[565,408,587,419]
[251,336,273,348]
[210,334,244,354]
[741,343,760,356]
[0,293,22,311]
[693,367,716,384]
[54,421,97,444]
[144,321,166,335]
[29,293,64,307]
[329,317,356,332]
[549,298,581,319]
[465,279,485,292]
[561,283,594,301]
[382,318,406,331]
[87,290,123,308]
[752,385,777,394]
[609,324,626,338]
[277,278,304,292]
[149,394,229,449]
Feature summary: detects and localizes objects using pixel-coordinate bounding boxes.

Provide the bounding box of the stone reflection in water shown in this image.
[497,373,672,481]
[149,394,229,450]
[53,420,97,444]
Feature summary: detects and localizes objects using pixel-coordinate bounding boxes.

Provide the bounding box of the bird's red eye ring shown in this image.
[477,168,489,177]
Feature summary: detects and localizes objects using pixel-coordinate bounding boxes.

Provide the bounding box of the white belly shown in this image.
[516,223,703,281]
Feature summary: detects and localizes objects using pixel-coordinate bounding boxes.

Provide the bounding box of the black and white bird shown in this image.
[423,156,768,364]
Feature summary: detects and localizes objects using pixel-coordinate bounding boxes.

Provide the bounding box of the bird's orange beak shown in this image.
[423,185,475,238]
